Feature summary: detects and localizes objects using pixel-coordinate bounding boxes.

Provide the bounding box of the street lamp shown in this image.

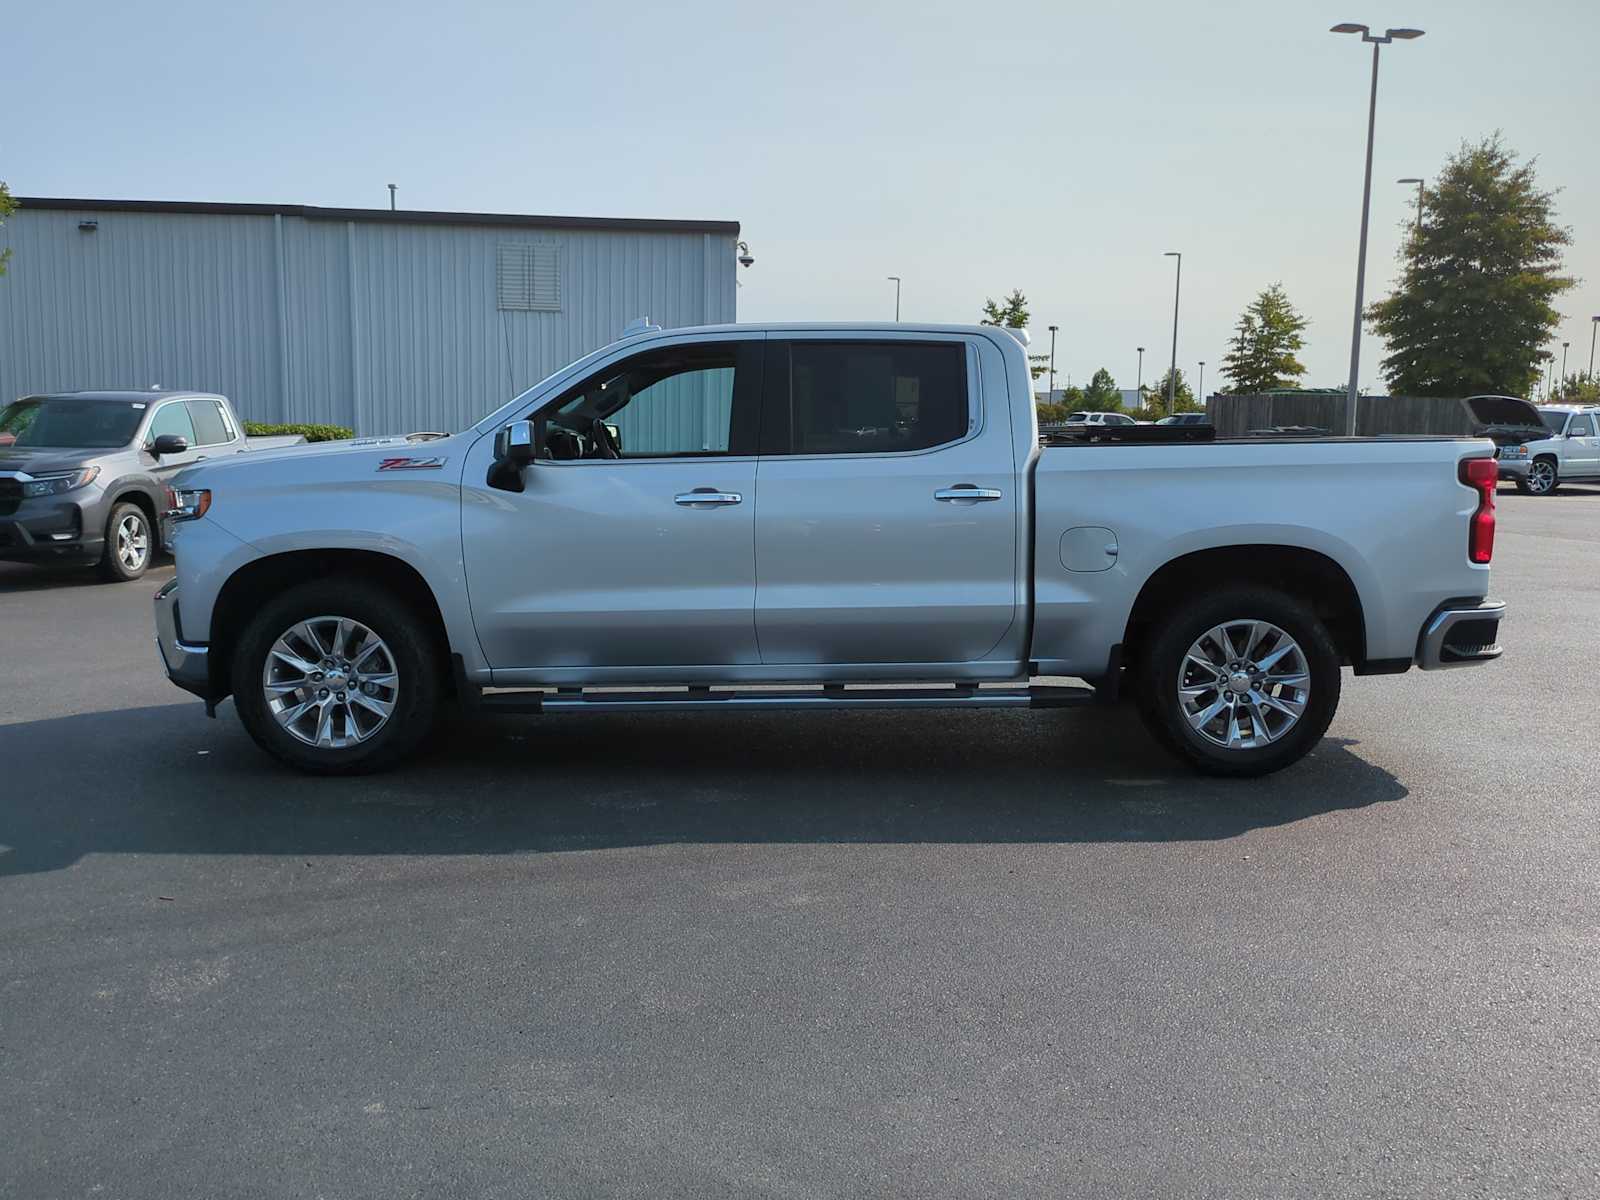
[1197,360,1206,404]
[1048,325,1059,397]
[886,276,901,322]
[1164,252,1182,415]
[1590,316,1599,379]
[1332,22,1426,435]
[1397,177,1424,236]
[1136,346,1146,407]
[1562,341,1570,390]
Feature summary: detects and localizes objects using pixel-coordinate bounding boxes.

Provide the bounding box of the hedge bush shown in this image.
[243,421,355,443]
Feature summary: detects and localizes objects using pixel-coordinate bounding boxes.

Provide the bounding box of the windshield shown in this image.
[0,398,145,449]
[1540,411,1569,433]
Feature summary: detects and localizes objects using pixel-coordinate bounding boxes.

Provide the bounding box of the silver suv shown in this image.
[1477,398,1600,495]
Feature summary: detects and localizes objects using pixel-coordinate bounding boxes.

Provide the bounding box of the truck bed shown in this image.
[1027,435,1493,678]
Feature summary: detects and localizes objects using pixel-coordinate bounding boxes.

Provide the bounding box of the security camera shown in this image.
[738,252,754,268]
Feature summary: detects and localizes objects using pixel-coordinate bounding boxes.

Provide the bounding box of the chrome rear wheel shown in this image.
[1177,619,1310,750]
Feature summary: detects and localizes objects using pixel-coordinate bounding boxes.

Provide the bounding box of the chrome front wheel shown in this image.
[116,512,150,572]
[1525,458,1557,495]
[262,615,400,748]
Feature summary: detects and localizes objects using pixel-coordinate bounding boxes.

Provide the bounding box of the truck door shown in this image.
[461,337,765,674]
[752,336,1019,667]
[1566,413,1600,476]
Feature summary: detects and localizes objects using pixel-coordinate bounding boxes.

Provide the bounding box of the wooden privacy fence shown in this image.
[1207,393,1477,438]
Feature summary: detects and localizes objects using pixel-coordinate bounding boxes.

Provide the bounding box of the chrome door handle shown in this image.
[674,490,743,507]
[935,486,1003,503]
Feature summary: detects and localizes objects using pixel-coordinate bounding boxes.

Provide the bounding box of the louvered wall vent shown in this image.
[496,242,561,311]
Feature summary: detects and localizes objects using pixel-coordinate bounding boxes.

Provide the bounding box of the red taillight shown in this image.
[1461,456,1497,564]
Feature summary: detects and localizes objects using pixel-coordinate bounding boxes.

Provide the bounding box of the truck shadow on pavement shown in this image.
[0,701,1407,876]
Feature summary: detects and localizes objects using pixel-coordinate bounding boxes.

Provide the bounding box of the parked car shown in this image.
[1059,411,1137,427]
[155,322,1505,779]
[0,390,296,581]
[1156,413,1211,426]
[1471,396,1600,495]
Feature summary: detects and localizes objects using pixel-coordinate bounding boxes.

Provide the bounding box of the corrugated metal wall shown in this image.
[0,206,738,434]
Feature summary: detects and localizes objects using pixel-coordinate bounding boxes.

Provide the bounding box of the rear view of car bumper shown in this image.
[1417,598,1506,669]
[154,578,215,700]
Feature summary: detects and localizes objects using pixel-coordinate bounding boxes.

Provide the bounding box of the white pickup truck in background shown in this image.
[154,322,1505,778]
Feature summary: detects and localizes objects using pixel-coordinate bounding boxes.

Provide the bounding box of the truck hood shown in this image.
[1462,395,1549,448]
[0,446,114,475]
[175,432,469,488]
[1463,395,1543,430]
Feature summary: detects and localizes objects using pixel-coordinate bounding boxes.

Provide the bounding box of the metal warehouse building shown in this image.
[0,198,741,435]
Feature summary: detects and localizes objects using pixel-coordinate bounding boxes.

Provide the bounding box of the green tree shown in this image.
[0,180,17,276]
[1368,135,1574,397]
[980,289,1029,328]
[1551,374,1600,405]
[1142,367,1200,417]
[1220,283,1309,393]
[1082,367,1120,409]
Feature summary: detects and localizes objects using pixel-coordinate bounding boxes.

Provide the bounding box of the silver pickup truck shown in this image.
[155,323,1505,778]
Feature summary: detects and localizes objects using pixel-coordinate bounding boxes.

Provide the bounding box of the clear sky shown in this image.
[6,0,1598,395]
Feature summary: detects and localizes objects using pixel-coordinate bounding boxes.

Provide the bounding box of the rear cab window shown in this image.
[761,340,971,455]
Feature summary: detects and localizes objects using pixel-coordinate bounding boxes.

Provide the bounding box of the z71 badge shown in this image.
[376,456,448,471]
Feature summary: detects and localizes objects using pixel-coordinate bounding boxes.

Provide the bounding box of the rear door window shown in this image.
[186,400,233,446]
[764,341,970,455]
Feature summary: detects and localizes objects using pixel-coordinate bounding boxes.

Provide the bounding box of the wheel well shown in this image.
[207,549,452,699]
[109,489,158,533]
[1123,546,1367,668]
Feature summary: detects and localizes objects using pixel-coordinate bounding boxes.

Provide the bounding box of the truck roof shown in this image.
[19,389,227,404]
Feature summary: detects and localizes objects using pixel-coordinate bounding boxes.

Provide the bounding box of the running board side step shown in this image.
[474,683,1096,715]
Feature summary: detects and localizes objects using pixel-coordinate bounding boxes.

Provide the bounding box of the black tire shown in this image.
[1133,586,1341,778]
[1521,457,1559,496]
[97,501,153,582]
[231,578,442,774]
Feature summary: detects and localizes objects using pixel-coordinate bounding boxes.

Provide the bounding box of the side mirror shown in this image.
[493,420,538,466]
[150,433,189,457]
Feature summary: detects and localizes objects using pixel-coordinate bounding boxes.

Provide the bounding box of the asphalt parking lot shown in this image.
[3,485,1599,1199]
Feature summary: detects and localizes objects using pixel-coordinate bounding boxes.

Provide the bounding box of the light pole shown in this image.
[1198,360,1206,404]
[1136,346,1146,408]
[1163,252,1182,415]
[1048,325,1059,397]
[1561,341,1570,392]
[886,276,901,321]
[1590,316,1599,379]
[1332,23,1426,435]
[1397,177,1424,237]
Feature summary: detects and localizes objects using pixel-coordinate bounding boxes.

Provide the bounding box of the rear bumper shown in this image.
[1417,598,1506,669]
[154,577,215,700]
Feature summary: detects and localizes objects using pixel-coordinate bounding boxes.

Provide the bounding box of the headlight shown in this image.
[20,466,100,496]
[1500,445,1528,459]
[164,487,212,521]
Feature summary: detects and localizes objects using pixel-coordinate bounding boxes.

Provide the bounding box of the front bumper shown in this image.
[1495,455,1530,482]
[0,492,106,562]
[154,577,215,701]
[1417,598,1506,669]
